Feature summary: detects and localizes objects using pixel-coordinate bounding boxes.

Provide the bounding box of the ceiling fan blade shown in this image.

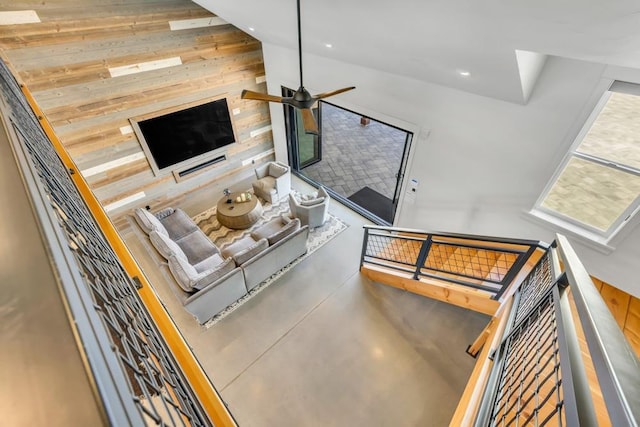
[301,108,318,134]
[314,86,356,100]
[241,90,284,103]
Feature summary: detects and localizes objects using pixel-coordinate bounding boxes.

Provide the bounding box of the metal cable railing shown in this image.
[360,225,545,299]
[474,237,640,426]
[488,290,566,426]
[360,227,640,426]
[0,59,210,425]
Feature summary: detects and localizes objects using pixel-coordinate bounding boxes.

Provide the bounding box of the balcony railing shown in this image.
[361,225,546,300]
[0,58,223,426]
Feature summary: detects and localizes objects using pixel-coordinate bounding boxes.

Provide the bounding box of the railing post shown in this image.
[493,245,537,301]
[413,235,433,280]
[360,227,370,270]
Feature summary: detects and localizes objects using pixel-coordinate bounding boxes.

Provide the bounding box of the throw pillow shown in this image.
[266,218,300,245]
[231,238,268,265]
[300,196,325,207]
[268,162,288,178]
[192,257,237,291]
[134,208,167,235]
[251,217,284,242]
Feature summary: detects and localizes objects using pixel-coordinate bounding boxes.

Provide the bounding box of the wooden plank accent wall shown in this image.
[0,0,274,227]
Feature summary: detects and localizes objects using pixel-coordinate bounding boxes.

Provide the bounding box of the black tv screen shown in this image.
[137,98,235,170]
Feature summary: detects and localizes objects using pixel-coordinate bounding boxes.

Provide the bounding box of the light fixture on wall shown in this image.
[240,0,355,134]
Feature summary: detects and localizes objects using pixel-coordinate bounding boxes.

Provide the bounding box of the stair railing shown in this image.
[458,236,640,426]
[361,225,547,299]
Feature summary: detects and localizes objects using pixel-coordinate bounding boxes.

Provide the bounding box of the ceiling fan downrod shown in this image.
[297,0,304,90]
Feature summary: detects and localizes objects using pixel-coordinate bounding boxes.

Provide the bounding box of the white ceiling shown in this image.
[195,0,640,103]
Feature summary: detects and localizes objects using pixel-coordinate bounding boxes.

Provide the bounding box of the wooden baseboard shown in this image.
[361,264,499,316]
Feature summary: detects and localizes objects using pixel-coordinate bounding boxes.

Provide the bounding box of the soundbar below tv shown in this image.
[131,97,237,176]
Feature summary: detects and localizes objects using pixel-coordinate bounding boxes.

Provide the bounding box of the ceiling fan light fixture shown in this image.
[240,0,355,135]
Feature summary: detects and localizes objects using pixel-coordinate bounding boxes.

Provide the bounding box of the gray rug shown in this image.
[192,194,348,327]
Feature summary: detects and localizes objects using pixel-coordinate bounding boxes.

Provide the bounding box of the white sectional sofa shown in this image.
[134,207,308,323]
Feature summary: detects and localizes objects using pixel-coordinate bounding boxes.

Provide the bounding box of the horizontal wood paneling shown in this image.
[0,0,274,225]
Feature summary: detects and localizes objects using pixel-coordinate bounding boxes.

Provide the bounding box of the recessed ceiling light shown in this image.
[458,70,471,77]
[248,27,255,32]
[325,43,333,48]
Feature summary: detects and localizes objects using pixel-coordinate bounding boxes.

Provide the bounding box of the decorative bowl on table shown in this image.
[235,192,252,203]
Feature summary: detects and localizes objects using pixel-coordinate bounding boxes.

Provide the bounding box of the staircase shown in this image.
[359,226,640,426]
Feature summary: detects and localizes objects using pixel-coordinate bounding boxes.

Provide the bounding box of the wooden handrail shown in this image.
[20,85,237,427]
[449,296,515,426]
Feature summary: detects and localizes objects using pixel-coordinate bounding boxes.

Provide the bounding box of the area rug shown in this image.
[192,193,348,327]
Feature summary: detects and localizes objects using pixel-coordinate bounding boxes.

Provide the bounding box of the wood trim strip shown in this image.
[0,10,40,25]
[169,16,227,31]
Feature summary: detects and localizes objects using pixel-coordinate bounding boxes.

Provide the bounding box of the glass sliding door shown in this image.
[296,108,321,168]
[283,87,321,170]
[284,88,412,225]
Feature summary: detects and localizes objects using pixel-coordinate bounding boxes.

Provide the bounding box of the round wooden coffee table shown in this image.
[216,192,263,229]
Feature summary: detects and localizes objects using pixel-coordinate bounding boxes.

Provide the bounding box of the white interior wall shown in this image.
[263,42,640,297]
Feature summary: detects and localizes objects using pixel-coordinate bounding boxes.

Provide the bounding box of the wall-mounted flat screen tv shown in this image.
[131,97,236,175]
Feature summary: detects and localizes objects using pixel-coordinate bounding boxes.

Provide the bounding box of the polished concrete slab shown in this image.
[121,177,490,426]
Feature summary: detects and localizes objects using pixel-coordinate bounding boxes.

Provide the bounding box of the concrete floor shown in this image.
[122,177,489,427]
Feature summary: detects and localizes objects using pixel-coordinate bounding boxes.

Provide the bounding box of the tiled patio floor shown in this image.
[300,103,409,202]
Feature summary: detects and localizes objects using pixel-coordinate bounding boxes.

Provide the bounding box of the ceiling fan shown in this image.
[241,0,355,134]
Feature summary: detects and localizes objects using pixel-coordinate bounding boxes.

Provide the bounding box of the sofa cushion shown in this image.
[176,231,219,265]
[266,217,300,245]
[300,196,325,207]
[254,176,276,192]
[192,258,237,291]
[192,256,236,290]
[268,162,288,178]
[134,208,167,235]
[160,208,199,240]
[221,235,268,265]
[299,192,318,201]
[168,252,237,293]
[149,230,186,260]
[251,217,301,245]
[193,253,225,273]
